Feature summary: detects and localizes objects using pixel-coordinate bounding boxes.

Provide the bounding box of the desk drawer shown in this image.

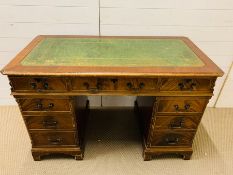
[155,97,209,114]
[153,115,201,130]
[150,131,195,146]
[30,131,78,147]
[24,114,76,130]
[71,77,106,93]
[9,77,67,92]
[160,78,214,92]
[71,77,158,93]
[17,98,72,112]
[117,78,158,92]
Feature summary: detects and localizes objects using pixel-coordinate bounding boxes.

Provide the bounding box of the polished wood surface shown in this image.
[150,131,195,146]
[30,131,78,147]
[9,77,68,92]
[9,76,216,97]
[155,97,209,114]
[159,78,214,92]
[17,98,72,112]
[153,115,201,130]
[1,35,224,161]
[24,114,76,130]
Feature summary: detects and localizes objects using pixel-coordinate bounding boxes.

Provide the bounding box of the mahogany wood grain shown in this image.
[149,131,195,147]
[71,77,158,93]
[153,115,201,130]
[30,131,78,147]
[17,98,72,112]
[9,76,68,92]
[159,77,215,92]
[8,76,216,96]
[155,96,209,114]
[24,114,76,130]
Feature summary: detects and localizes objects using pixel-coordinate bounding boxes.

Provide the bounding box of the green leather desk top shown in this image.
[21,38,204,67]
[1,36,224,77]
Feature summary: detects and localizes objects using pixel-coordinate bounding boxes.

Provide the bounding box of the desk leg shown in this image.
[31,148,84,161]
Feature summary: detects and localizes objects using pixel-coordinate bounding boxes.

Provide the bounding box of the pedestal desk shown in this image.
[1,36,223,161]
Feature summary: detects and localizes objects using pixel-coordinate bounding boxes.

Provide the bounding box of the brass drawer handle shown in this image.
[190,83,197,90]
[30,82,37,89]
[48,137,63,145]
[178,79,197,91]
[37,103,43,109]
[36,103,54,110]
[111,79,118,84]
[178,83,184,90]
[139,82,145,89]
[43,82,49,89]
[127,82,133,89]
[48,103,54,108]
[184,104,190,110]
[111,79,118,89]
[170,117,185,129]
[43,120,58,128]
[83,82,102,93]
[126,82,145,92]
[174,104,179,111]
[30,82,49,92]
[165,137,179,145]
[174,104,191,112]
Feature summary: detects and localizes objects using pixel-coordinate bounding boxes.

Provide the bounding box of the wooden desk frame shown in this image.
[1,36,223,161]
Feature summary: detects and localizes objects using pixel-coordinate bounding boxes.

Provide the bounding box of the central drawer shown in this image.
[24,114,76,130]
[70,77,158,93]
[17,98,72,112]
[30,131,78,147]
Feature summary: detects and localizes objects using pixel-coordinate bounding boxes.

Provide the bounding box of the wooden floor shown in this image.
[0,106,232,175]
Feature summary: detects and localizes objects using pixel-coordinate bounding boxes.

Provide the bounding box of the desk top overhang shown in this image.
[1,35,223,77]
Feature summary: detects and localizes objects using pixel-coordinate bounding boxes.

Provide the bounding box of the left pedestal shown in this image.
[14,94,89,161]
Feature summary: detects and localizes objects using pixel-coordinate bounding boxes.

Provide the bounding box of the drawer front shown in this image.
[117,78,158,92]
[71,77,158,93]
[160,78,214,92]
[156,97,209,114]
[18,98,71,112]
[24,114,76,130]
[30,131,77,146]
[71,77,109,93]
[9,77,67,92]
[154,115,201,130]
[150,131,195,146]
